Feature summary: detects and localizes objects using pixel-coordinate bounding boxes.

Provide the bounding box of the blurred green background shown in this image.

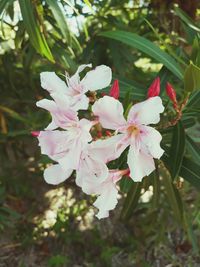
[1,0,200,266]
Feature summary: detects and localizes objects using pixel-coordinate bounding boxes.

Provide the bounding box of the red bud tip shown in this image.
[101,92,107,97]
[31,131,40,137]
[97,131,102,138]
[147,77,160,98]
[166,82,177,103]
[105,130,112,137]
[109,80,120,99]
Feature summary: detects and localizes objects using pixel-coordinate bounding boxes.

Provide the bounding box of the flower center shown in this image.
[127,125,140,137]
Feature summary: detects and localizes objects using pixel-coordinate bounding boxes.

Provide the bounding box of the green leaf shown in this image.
[186,135,200,164]
[19,0,54,62]
[174,6,200,33]
[161,167,184,224]
[120,182,142,221]
[184,62,200,92]
[180,157,200,189]
[0,105,29,124]
[0,0,14,17]
[46,0,70,42]
[168,122,185,180]
[100,30,183,80]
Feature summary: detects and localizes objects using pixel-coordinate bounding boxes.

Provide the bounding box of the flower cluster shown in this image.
[35,64,165,219]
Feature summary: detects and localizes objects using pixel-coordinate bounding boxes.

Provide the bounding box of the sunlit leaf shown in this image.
[19,0,54,62]
[100,30,183,79]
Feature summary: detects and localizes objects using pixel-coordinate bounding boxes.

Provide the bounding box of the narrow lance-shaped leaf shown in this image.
[186,135,200,164]
[180,158,200,189]
[161,167,184,224]
[184,62,200,92]
[45,0,70,42]
[168,122,185,180]
[19,0,54,62]
[174,6,200,33]
[120,182,142,221]
[100,30,183,80]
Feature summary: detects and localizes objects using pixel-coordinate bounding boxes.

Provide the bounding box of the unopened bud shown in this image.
[31,131,40,137]
[109,80,120,99]
[166,82,177,104]
[147,77,160,98]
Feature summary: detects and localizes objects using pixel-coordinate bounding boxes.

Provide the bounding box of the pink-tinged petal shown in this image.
[109,80,119,99]
[90,134,128,163]
[57,138,83,171]
[92,96,126,130]
[147,77,160,98]
[140,126,164,159]
[93,182,118,219]
[38,131,71,161]
[45,120,57,130]
[40,72,67,95]
[81,65,112,91]
[127,146,155,182]
[37,97,78,129]
[36,99,57,112]
[92,170,124,219]
[127,96,164,125]
[44,164,73,185]
[67,64,92,95]
[70,94,89,110]
[76,154,108,194]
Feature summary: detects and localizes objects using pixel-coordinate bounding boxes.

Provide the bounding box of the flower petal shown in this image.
[44,164,73,185]
[92,96,126,130]
[90,134,128,162]
[81,65,112,91]
[40,72,67,95]
[127,146,155,182]
[140,126,164,159]
[93,181,118,219]
[127,96,164,125]
[76,156,108,194]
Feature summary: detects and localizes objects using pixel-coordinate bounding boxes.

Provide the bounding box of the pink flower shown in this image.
[109,80,119,99]
[92,169,128,219]
[40,64,112,111]
[36,93,78,130]
[37,118,94,184]
[147,77,160,98]
[92,96,164,182]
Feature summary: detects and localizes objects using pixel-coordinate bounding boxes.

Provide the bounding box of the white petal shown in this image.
[127,96,164,125]
[36,99,56,112]
[40,72,67,95]
[81,65,112,91]
[70,94,89,111]
[76,157,108,194]
[93,182,118,219]
[89,134,128,163]
[140,126,164,159]
[44,164,73,185]
[92,96,126,130]
[127,146,155,182]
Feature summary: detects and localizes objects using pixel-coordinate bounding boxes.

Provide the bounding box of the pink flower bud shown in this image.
[31,131,40,137]
[109,80,119,99]
[166,82,177,103]
[147,77,160,98]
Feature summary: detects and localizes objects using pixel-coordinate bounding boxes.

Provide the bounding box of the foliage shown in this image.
[0,0,200,266]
